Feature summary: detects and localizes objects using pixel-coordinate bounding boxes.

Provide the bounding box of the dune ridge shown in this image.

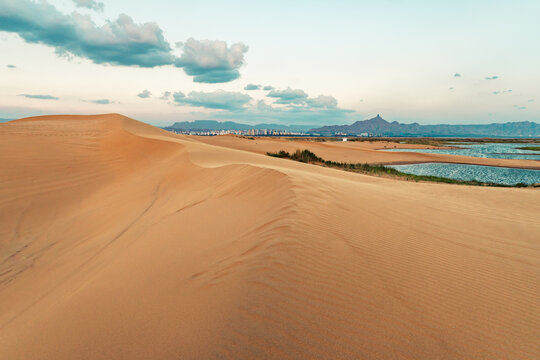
[0,114,539,359]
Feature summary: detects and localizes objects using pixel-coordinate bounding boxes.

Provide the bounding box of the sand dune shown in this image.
[1,114,539,359]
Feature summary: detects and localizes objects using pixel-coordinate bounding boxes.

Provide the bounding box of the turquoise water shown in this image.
[388,163,540,185]
[385,143,540,160]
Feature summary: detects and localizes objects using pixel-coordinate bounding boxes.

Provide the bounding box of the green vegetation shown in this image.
[267,149,532,188]
[516,146,540,151]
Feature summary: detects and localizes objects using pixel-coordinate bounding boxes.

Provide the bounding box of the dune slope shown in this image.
[0,114,539,359]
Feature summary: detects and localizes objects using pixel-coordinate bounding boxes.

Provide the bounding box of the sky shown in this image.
[1,0,539,126]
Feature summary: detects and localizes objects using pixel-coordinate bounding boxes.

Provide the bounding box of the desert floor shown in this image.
[1,114,539,359]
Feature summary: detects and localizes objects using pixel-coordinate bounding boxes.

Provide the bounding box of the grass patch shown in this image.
[267,149,533,188]
[516,146,540,151]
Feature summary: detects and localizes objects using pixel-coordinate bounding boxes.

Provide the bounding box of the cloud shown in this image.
[198,88,355,125]
[19,94,59,100]
[0,1,174,67]
[137,89,151,98]
[492,89,512,95]
[263,85,275,91]
[244,84,261,91]
[7,64,16,68]
[0,1,249,83]
[527,99,534,103]
[91,99,112,104]
[73,0,104,12]
[167,87,354,125]
[174,38,248,83]
[213,100,355,125]
[267,87,309,105]
[485,76,499,80]
[306,95,338,108]
[513,105,526,110]
[454,73,461,77]
[449,87,454,90]
[266,87,338,109]
[160,91,171,100]
[172,90,252,110]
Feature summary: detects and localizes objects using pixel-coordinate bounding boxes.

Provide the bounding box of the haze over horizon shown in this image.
[1,0,539,126]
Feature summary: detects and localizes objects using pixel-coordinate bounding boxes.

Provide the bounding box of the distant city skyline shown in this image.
[1,0,539,126]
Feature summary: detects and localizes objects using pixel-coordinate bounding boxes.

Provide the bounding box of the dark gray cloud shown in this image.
[7,64,16,68]
[168,86,354,125]
[485,76,499,80]
[0,1,173,67]
[263,85,275,91]
[306,95,338,108]
[73,0,104,12]
[267,87,309,105]
[174,38,248,83]
[137,89,151,98]
[19,94,59,100]
[213,99,355,125]
[267,88,337,109]
[244,84,261,91]
[173,90,252,110]
[514,105,526,110]
[0,1,248,83]
[449,87,454,90]
[160,91,171,100]
[492,89,512,95]
[91,99,112,104]
[454,73,461,77]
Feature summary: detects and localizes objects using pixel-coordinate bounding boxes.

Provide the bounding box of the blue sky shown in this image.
[1,0,539,125]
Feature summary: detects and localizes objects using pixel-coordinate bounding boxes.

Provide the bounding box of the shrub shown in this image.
[266,149,530,188]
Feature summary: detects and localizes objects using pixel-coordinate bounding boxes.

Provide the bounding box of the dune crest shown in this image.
[1,114,539,359]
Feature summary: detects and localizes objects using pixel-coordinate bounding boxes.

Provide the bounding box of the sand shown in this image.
[195,135,540,169]
[1,114,539,359]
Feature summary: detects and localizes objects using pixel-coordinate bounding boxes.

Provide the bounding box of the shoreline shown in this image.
[194,135,540,171]
[267,150,540,188]
[375,159,540,170]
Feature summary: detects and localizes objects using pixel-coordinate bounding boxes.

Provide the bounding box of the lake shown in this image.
[387,163,540,185]
[384,142,540,160]
[382,143,540,185]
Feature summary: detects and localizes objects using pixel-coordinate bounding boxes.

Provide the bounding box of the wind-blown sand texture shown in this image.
[1,114,539,360]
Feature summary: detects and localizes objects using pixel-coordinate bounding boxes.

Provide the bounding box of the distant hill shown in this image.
[311,115,540,137]
[0,118,13,123]
[163,120,316,132]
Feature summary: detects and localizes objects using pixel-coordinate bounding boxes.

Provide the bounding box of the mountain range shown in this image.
[163,116,540,137]
[311,115,540,137]
[163,120,316,132]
